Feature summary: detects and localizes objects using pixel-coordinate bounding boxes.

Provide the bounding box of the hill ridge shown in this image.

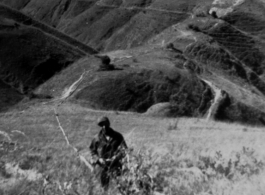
[0,3,98,55]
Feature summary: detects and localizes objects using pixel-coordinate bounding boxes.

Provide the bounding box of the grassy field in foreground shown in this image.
[1,102,265,194]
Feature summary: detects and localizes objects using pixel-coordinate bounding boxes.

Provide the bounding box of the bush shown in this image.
[114,148,157,195]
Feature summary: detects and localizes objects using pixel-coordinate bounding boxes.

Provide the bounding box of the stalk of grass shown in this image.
[53,107,93,172]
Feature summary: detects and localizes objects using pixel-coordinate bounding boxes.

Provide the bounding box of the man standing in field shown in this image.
[89,116,127,189]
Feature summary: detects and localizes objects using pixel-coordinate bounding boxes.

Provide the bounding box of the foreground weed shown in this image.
[2,146,265,195]
[198,147,264,180]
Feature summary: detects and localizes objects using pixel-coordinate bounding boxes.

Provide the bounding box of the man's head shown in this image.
[97,116,110,128]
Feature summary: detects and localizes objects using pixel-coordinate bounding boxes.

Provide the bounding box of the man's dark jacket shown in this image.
[89,128,127,162]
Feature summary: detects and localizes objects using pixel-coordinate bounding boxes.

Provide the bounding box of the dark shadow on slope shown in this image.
[222,0,265,35]
[0,0,30,10]
[0,80,23,112]
[74,68,213,117]
[0,27,83,94]
[215,94,265,126]
[0,4,97,54]
[0,6,93,110]
[184,18,265,96]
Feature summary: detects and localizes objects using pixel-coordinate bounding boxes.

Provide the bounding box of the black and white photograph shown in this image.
[1,0,265,194]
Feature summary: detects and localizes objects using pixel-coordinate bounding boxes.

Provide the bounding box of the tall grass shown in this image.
[1,104,265,194]
[1,145,265,195]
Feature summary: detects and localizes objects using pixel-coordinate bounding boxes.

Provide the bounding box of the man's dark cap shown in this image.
[97,116,110,127]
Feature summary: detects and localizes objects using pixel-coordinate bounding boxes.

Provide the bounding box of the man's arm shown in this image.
[109,134,127,159]
[89,138,98,155]
[121,138,127,149]
[89,137,99,164]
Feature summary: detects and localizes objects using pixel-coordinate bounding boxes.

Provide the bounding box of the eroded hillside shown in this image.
[0,0,213,51]
[1,0,265,125]
[0,4,96,110]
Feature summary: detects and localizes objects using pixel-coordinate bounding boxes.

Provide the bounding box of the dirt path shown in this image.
[60,71,88,100]
[96,1,192,16]
[202,79,225,121]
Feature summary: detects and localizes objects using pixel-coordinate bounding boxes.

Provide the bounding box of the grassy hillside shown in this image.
[0,3,97,54]
[0,0,265,193]
[1,102,265,194]
[1,0,265,126]
[0,0,213,51]
[0,80,23,112]
[0,26,83,93]
[35,51,214,118]
[0,4,97,112]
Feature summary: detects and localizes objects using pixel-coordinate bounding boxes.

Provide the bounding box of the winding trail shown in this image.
[96,1,192,16]
[202,79,225,121]
[60,71,88,100]
[42,71,91,106]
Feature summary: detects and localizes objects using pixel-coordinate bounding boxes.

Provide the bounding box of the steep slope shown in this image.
[0,80,23,112]
[146,0,265,124]
[0,4,96,110]
[36,54,213,118]
[0,0,213,51]
[3,0,265,126]
[0,4,97,54]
